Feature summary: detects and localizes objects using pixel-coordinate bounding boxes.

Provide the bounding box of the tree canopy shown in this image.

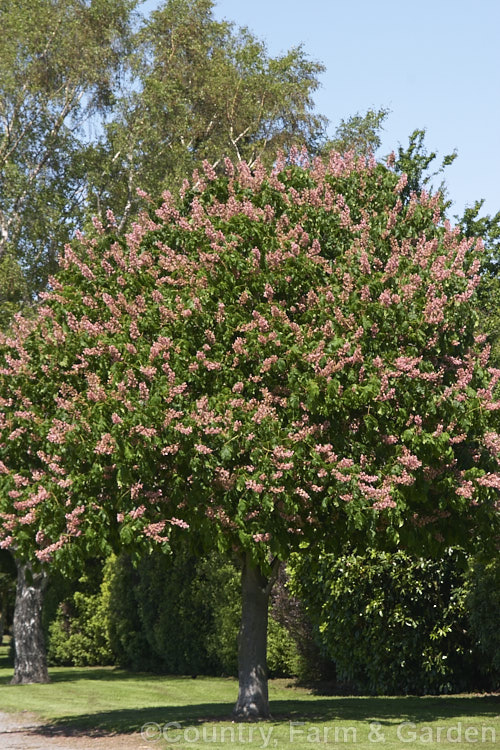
[0,0,137,302]
[1,148,499,565]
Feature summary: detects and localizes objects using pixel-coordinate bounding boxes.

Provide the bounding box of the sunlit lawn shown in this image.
[1,643,498,748]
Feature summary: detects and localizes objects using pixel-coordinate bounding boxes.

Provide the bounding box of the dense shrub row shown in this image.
[45,549,300,677]
[466,557,500,676]
[43,548,499,693]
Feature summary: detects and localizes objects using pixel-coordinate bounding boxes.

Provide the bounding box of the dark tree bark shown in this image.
[11,560,49,684]
[233,554,278,720]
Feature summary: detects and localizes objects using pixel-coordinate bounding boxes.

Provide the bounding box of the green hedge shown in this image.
[108,549,240,675]
[289,548,495,694]
[47,549,301,677]
[46,547,500,691]
[46,559,114,667]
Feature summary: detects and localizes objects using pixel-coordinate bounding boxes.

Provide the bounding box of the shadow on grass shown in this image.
[0,645,13,678]
[44,667,179,683]
[36,695,500,737]
[37,703,234,737]
[0,651,223,685]
[2,647,498,737]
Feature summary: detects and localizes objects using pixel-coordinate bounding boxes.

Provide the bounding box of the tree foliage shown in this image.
[290,548,494,695]
[392,130,500,364]
[326,108,389,157]
[89,0,327,231]
[0,0,137,306]
[459,201,500,366]
[1,149,498,569]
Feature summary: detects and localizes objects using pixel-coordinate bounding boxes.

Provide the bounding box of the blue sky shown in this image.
[139,0,499,219]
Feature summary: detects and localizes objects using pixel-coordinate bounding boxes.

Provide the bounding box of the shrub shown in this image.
[47,560,114,666]
[466,557,500,684]
[45,548,310,678]
[290,548,491,694]
[267,616,301,677]
[199,555,241,676]
[270,563,334,682]
[130,548,240,675]
[105,553,159,672]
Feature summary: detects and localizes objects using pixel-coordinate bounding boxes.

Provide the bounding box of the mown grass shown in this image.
[0,643,498,748]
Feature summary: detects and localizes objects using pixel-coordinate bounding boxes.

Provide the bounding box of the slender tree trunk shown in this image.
[233,553,274,720]
[11,560,49,684]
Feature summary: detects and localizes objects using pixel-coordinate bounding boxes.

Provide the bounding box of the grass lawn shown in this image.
[1,643,498,748]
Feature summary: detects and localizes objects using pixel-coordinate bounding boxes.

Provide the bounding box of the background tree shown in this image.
[391,129,457,206]
[1,150,499,710]
[325,107,389,157]
[88,0,327,230]
[0,252,27,330]
[0,0,138,319]
[0,0,329,328]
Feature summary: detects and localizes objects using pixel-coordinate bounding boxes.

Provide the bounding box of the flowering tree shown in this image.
[1,150,499,712]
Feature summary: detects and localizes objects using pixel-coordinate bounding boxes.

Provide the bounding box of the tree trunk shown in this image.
[11,560,49,684]
[233,553,274,720]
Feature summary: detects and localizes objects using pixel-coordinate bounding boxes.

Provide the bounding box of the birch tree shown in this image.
[0,0,136,308]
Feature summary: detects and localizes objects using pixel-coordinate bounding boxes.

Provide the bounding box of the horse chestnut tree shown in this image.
[1,150,499,714]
